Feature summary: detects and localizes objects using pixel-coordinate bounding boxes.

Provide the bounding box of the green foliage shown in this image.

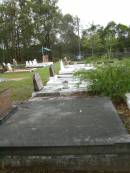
[85,55,118,64]
[0,0,79,62]
[75,62,130,101]
[81,22,130,59]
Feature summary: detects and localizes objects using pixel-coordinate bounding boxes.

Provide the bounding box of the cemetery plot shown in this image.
[32,61,92,97]
[26,59,53,68]
[0,97,129,147]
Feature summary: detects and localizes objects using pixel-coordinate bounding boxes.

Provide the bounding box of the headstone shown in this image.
[7,63,13,72]
[32,60,35,66]
[13,59,17,66]
[33,59,38,66]
[2,62,7,72]
[26,61,29,67]
[0,89,12,117]
[64,57,68,65]
[60,60,65,70]
[33,73,43,91]
[3,62,6,67]
[29,61,33,66]
[49,65,55,77]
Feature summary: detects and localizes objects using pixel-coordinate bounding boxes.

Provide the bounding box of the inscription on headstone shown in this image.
[33,73,43,91]
[49,65,55,77]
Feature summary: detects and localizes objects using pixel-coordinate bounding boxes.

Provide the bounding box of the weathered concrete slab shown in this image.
[59,61,95,75]
[32,84,88,97]
[0,97,129,147]
[57,74,73,78]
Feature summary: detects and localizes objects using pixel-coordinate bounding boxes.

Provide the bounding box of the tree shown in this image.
[116,23,129,52]
[102,21,117,58]
[32,0,61,48]
[82,24,104,56]
[58,14,79,57]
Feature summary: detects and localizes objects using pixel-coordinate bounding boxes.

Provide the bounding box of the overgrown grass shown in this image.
[0,63,60,102]
[75,61,130,101]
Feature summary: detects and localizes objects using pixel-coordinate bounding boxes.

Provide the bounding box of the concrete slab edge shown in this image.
[0,106,17,125]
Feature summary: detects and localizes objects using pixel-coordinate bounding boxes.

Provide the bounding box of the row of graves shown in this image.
[32,60,95,97]
[26,59,53,68]
[0,60,130,172]
[1,58,53,73]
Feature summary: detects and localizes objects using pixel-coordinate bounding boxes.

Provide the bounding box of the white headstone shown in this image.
[34,59,38,64]
[3,62,6,67]
[29,61,33,66]
[7,63,13,72]
[26,61,29,67]
[60,60,65,71]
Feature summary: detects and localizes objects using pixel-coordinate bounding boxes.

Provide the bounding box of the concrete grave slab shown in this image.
[32,82,88,97]
[0,97,129,147]
[57,74,73,78]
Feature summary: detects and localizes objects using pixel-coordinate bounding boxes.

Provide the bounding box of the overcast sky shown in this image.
[58,0,130,28]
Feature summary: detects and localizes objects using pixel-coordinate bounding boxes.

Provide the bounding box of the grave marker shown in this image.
[49,65,55,77]
[33,73,43,91]
[7,63,13,72]
[13,59,18,66]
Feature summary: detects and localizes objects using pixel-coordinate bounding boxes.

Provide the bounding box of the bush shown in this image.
[85,55,120,64]
[75,63,130,101]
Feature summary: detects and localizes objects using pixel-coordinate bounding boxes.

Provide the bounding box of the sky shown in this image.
[58,0,130,28]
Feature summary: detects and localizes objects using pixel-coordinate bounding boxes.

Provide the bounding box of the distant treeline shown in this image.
[0,0,130,63]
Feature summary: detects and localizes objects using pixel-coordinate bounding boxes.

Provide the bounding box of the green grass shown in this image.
[0,63,60,102]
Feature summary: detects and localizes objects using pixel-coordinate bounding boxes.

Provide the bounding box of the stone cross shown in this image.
[49,65,55,77]
[33,73,43,91]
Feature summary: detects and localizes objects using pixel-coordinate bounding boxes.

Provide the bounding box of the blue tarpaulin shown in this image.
[39,47,51,53]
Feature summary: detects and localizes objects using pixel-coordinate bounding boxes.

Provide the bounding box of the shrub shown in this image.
[75,63,130,101]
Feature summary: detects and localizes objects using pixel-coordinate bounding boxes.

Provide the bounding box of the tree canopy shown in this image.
[0,0,130,63]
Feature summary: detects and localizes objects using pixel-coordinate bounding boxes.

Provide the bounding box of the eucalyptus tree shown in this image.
[116,23,130,52]
[32,0,61,49]
[103,21,117,58]
[0,0,17,61]
[58,14,79,56]
[82,24,104,56]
